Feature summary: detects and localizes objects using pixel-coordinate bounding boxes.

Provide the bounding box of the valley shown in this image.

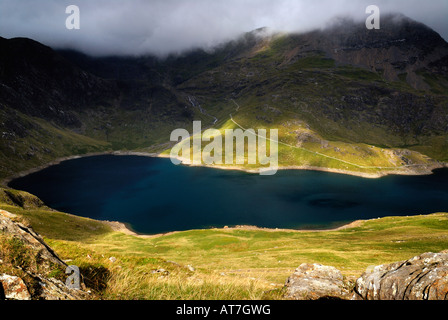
[1,15,448,181]
[1,12,448,301]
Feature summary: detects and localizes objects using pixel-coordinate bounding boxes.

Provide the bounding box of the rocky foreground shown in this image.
[286,251,448,300]
[1,209,447,300]
[0,210,90,300]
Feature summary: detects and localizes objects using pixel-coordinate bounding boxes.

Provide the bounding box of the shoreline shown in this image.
[102,217,367,239]
[2,150,446,187]
[1,150,446,238]
[154,153,446,179]
[0,151,158,187]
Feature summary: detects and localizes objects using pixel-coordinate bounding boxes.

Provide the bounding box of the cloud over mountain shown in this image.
[0,0,447,56]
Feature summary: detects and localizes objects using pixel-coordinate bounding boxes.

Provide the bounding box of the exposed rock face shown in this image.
[286,251,448,300]
[285,263,350,300]
[34,275,89,300]
[0,210,90,300]
[354,251,448,300]
[288,14,448,88]
[0,210,65,269]
[0,274,31,300]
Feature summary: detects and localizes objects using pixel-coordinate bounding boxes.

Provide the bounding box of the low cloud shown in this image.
[0,0,447,57]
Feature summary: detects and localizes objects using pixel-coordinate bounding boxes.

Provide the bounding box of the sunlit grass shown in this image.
[2,188,447,299]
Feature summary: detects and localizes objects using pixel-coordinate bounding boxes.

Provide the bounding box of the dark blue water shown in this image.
[8,155,448,234]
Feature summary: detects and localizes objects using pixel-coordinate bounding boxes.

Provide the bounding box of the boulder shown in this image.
[354,251,448,300]
[285,263,350,300]
[0,274,31,300]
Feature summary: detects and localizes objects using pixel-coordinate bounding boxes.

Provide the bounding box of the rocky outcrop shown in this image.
[0,210,65,268]
[353,251,448,300]
[0,210,90,300]
[0,274,31,300]
[286,251,448,300]
[33,274,90,300]
[285,263,351,300]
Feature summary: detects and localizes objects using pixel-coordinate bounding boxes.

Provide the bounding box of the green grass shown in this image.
[0,107,112,180]
[290,56,336,69]
[416,70,448,95]
[168,48,448,176]
[164,95,438,177]
[1,35,448,299]
[2,47,447,183]
[1,188,447,299]
[336,66,383,82]
[0,232,67,297]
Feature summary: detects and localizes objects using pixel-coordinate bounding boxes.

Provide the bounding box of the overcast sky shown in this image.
[0,0,447,57]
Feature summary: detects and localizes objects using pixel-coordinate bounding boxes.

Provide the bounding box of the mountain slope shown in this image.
[164,15,448,175]
[0,37,207,179]
[1,14,448,180]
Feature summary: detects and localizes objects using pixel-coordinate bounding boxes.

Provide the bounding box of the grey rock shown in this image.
[36,276,89,300]
[0,210,90,300]
[0,274,31,300]
[353,251,448,300]
[187,265,196,272]
[0,210,65,269]
[151,268,169,276]
[285,263,350,300]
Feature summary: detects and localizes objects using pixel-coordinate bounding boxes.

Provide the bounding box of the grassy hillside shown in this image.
[2,22,448,181]
[1,188,447,300]
[162,36,448,176]
[0,106,113,180]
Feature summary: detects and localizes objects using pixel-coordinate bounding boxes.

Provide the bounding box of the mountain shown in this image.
[0,37,118,126]
[1,14,448,180]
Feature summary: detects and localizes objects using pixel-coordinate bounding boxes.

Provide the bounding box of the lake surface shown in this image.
[8,155,448,234]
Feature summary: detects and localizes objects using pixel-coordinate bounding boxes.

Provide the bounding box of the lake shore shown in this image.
[158,152,445,179]
[2,149,446,187]
[102,217,367,239]
[2,150,447,238]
